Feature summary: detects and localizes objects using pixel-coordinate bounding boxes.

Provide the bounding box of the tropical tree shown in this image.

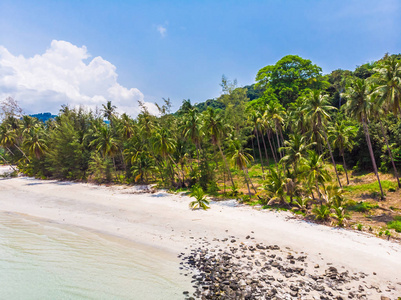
[23,126,48,159]
[329,118,358,185]
[152,127,184,186]
[247,109,265,176]
[101,101,117,128]
[374,56,401,115]
[263,167,287,206]
[343,78,384,200]
[280,133,313,175]
[369,93,401,187]
[181,105,203,165]
[304,89,342,187]
[227,137,256,196]
[299,150,331,202]
[202,107,235,188]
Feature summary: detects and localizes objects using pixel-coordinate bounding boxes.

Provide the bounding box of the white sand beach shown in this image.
[0,166,400,298]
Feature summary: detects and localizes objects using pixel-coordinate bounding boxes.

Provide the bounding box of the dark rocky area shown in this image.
[178,235,400,299]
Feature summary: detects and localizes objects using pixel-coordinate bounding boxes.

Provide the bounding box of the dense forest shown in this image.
[1,53,401,225]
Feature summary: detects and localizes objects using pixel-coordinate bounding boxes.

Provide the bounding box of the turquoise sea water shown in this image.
[0,212,189,299]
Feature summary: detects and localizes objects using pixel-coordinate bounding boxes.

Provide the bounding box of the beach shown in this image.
[0,165,400,299]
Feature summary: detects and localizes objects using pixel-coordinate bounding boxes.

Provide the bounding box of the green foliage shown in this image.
[336,164,344,174]
[293,196,310,213]
[88,152,113,183]
[189,185,210,210]
[255,55,329,107]
[357,223,363,231]
[344,180,396,194]
[347,201,379,212]
[387,216,401,233]
[331,206,350,227]
[312,204,331,221]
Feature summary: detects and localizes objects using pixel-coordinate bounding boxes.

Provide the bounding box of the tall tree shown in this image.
[344,78,384,200]
[329,118,357,185]
[374,56,401,115]
[255,55,329,107]
[304,90,342,187]
[227,137,256,195]
[202,107,235,188]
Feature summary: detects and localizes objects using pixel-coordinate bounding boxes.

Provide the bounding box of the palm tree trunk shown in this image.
[168,154,184,187]
[0,154,17,171]
[266,131,278,165]
[251,135,257,162]
[6,146,14,156]
[341,151,350,185]
[217,142,235,188]
[260,133,271,174]
[244,166,258,195]
[322,129,342,188]
[275,125,282,159]
[242,166,251,196]
[254,128,265,178]
[362,119,384,200]
[14,145,30,162]
[379,120,401,188]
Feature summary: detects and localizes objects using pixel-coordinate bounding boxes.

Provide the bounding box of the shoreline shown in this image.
[1,167,401,298]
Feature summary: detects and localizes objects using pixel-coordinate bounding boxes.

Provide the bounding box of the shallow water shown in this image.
[0,212,189,299]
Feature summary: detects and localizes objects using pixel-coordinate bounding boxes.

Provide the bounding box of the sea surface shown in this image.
[0,211,190,299]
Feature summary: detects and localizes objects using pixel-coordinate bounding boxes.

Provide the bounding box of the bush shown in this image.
[312,204,330,221]
[357,223,363,231]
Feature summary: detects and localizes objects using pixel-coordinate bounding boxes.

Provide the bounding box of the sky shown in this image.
[0,0,400,116]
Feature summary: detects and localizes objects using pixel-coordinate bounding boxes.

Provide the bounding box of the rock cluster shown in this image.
[179,235,400,299]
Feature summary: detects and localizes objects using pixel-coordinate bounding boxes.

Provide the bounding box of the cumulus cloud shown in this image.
[0,40,157,116]
[157,25,167,38]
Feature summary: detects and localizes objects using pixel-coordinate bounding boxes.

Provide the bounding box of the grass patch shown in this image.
[387,216,401,233]
[344,180,397,194]
[347,201,379,212]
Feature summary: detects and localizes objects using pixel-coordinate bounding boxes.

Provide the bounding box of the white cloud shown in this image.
[0,40,157,116]
[157,25,167,38]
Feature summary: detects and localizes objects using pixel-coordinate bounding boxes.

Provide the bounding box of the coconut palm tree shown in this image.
[265,101,286,159]
[90,125,119,159]
[343,78,384,200]
[202,107,235,188]
[152,127,184,186]
[227,137,256,195]
[304,89,342,187]
[369,93,401,188]
[280,133,314,176]
[101,101,117,126]
[181,106,203,165]
[248,109,265,177]
[299,150,331,202]
[329,118,357,185]
[23,126,48,159]
[373,56,401,115]
[261,110,278,166]
[263,167,287,206]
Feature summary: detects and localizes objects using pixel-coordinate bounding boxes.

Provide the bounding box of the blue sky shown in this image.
[0,0,400,115]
